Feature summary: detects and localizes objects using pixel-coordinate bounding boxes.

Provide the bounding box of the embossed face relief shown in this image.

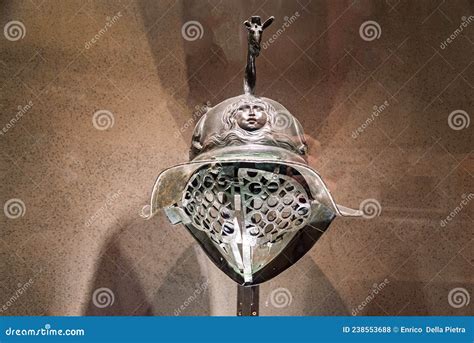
[235,104,267,131]
[192,97,308,158]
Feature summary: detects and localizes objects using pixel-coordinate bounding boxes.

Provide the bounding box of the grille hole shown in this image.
[217,175,230,188]
[223,222,234,234]
[251,213,262,224]
[186,204,195,214]
[264,223,274,233]
[267,196,278,208]
[197,205,205,216]
[220,207,231,219]
[209,207,218,218]
[267,182,279,193]
[204,190,214,202]
[247,171,258,178]
[193,191,202,202]
[281,208,291,219]
[249,226,260,236]
[294,218,304,226]
[297,207,309,215]
[249,182,262,195]
[250,198,263,210]
[203,175,214,188]
[267,211,277,222]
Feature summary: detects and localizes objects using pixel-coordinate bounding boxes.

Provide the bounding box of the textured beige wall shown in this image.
[0,0,472,316]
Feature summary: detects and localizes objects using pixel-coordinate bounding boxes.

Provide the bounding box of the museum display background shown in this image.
[0,0,472,315]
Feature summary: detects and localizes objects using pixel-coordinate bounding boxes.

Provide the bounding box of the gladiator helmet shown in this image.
[147,15,362,285]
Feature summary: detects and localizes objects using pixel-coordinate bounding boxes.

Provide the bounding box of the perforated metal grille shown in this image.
[182,165,235,246]
[181,164,311,246]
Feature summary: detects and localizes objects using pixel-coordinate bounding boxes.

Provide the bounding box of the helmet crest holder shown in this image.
[147,15,364,316]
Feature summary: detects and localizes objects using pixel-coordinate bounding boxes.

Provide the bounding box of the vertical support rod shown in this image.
[237,284,259,316]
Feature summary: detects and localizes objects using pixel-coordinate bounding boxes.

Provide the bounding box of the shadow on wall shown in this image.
[84,237,153,315]
[137,0,230,141]
[84,223,360,316]
[84,234,211,316]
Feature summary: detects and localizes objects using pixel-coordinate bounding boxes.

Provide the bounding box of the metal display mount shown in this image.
[237,285,259,316]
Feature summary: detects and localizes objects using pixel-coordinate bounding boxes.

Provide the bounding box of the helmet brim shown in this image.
[148,145,362,219]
